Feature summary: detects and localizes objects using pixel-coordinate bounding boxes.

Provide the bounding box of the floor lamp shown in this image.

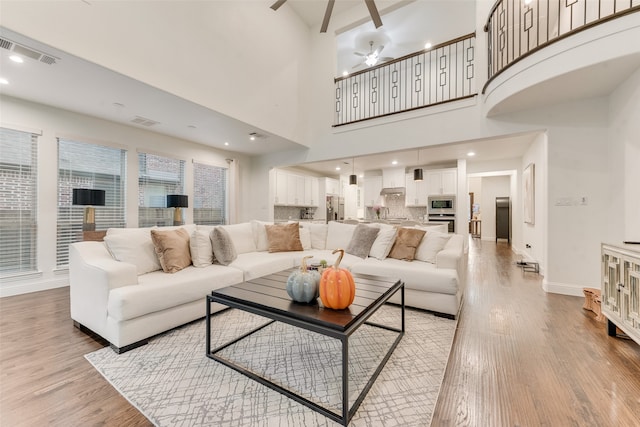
[73,188,106,231]
[167,195,188,226]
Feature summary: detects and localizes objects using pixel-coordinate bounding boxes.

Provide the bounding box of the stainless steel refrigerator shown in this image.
[495,196,511,243]
[326,195,344,222]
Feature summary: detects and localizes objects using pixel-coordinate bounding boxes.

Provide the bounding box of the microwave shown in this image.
[428,195,456,214]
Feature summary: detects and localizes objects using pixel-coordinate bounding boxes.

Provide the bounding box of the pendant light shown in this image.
[414,150,423,181]
[349,158,357,186]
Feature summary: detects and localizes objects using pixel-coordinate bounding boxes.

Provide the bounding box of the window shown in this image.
[138,152,185,227]
[193,162,227,225]
[0,128,38,276]
[57,138,126,267]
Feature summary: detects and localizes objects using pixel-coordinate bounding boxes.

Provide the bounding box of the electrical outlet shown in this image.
[526,244,531,248]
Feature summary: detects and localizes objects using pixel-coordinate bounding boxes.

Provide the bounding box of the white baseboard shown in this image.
[0,277,69,297]
[542,279,585,296]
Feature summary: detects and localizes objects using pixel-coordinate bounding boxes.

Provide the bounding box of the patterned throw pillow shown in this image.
[346,224,380,259]
[210,227,237,266]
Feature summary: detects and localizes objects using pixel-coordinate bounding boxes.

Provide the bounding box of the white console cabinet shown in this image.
[602,243,640,346]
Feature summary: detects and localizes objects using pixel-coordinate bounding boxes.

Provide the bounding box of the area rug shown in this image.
[85,306,457,426]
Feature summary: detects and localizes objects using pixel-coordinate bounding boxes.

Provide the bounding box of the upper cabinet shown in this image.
[427,168,457,195]
[382,167,405,188]
[363,176,383,207]
[272,169,319,207]
[405,172,428,206]
[325,177,340,196]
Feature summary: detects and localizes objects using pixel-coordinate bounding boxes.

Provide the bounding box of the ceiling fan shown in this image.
[353,41,393,69]
[270,0,383,33]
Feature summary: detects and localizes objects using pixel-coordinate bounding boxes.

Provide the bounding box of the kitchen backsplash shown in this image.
[367,194,428,221]
[274,206,318,221]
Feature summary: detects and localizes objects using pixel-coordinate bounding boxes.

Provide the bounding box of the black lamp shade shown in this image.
[72,189,106,206]
[167,194,188,208]
[413,168,423,181]
[349,174,357,186]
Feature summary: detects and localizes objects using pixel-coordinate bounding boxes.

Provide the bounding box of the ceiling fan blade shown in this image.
[354,52,366,57]
[375,45,385,56]
[379,56,393,62]
[320,0,335,33]
[364,0,383,28]
[270,0,287,11]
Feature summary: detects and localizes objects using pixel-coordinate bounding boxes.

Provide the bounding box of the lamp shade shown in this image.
[72,189,106,206]
[167,194,188,208]
[413,168,423,181]
[349,174,357,186]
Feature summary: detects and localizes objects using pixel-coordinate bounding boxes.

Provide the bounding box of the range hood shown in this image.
[380,187,405,196]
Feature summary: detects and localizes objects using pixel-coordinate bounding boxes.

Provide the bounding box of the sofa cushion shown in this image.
[210,227,237,266]
[414,229,452,264]
[108,264,244,321]
[221,222,256,254]
[325,221,357,251]
[150,228,192,273]
[300,223,328,249]
[368,224,397,260]
[265,222,303,253]
[350,257,459,295]
[388,228,426,261]
[299,227,312,250]
[228,252,296,281]
[346,224,379,259]
[190,228,214,267]
[251,220,272,252]
[104,228,161,275]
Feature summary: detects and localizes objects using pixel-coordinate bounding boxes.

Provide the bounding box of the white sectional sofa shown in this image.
[69,221,466,353]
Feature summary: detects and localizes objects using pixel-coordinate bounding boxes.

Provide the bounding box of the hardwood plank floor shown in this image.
[1,239,639,426]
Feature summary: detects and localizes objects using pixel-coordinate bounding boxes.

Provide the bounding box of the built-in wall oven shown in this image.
[428,195,456,232]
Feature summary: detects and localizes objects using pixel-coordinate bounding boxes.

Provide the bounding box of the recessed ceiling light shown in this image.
[359,174,364,178]
[335,166,341,171]
[0,78,8,85]
[424,42,432,49]
[342,70,349,77]
[391,160,398,165]
[9,55,24,63]
[224,142,229,146]
[467,151,476,157]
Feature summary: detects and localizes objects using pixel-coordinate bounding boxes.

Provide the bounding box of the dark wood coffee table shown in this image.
[205,268,404,426]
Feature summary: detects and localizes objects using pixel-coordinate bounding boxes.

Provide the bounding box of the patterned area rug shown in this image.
[85,306,457,426]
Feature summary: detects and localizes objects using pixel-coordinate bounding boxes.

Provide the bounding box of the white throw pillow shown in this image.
[301,223,328,250]
[414,229,452,263]
[221,222,257,254]
[190,229,214,267]
[299,227,312,250]
[251,220,272,252]
[104,228,161,275]
[325,221,357,251]
[368,224,398,260]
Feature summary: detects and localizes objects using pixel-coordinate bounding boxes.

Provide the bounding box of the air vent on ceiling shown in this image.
[131,116,160,127]
[0,36,59,65]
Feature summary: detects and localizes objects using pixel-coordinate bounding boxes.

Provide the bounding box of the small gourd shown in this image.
[286,256,321,303]
[319,249,356,310]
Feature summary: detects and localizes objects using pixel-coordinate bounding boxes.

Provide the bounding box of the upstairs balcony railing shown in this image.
[484,0,640,91]
[333,33,477,127]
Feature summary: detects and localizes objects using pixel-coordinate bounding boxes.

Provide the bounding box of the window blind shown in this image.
[138,152,185,227]
[0,128,38,276]
[57,138,126,267]
[193,162,227,225]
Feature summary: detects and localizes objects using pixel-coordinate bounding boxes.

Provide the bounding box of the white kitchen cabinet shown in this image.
[405,173,428,206]
[602,243,640,346]
[427,168,457,195]
[325,178,340,195]
[363,176,383,207]
[382,167,405,188]
[304,176,319,206]
[273,169,319,207]
[286,174,305,205]
[274,169,288,205]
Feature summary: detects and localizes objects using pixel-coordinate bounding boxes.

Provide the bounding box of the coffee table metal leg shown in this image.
[342,336,349,426]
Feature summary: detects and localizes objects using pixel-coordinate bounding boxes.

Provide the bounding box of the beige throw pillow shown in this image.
[150,228,192,273]
[265,222,303,253]
[190,229,214,267]
[388,228,426,261]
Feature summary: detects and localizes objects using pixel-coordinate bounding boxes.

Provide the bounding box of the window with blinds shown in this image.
[138,153,185,227]
[57,139,126,267]
[193,162,227,225]
[0,128,38,276]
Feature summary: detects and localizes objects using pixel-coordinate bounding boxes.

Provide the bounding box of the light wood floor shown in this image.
[1,239,639,426]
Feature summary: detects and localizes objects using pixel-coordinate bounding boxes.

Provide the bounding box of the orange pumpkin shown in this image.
[319,249,356,310]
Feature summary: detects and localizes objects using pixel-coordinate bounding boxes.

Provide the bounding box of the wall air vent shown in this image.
[0,37,59,65]
[131,116,160,127]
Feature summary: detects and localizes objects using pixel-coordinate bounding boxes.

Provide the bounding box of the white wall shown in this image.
[0,95,251,297]
[0,0,312,144]
[521,133,547,270]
